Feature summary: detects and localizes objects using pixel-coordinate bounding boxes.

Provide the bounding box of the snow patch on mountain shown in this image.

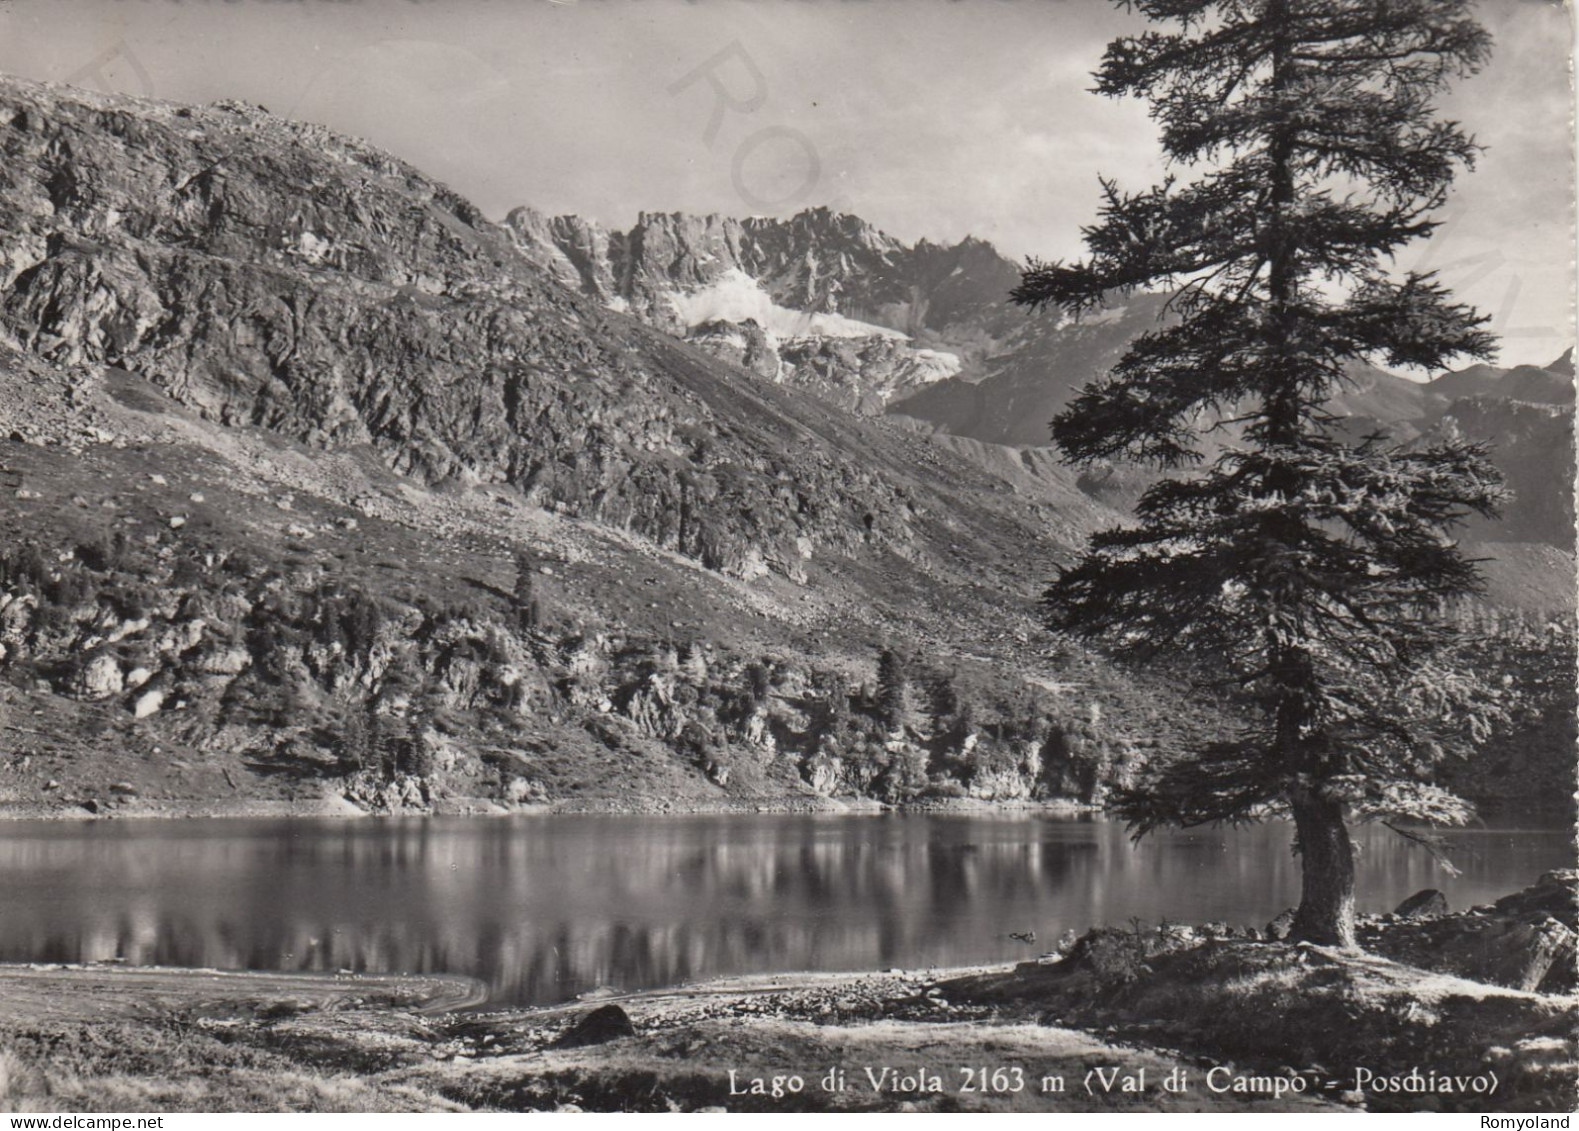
[669,269,908,343]
[907,348,963,381]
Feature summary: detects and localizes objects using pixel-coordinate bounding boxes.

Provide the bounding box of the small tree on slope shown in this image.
[1015,0,1508,947]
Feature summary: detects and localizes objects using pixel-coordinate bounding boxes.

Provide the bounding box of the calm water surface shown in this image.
[0,814,1567,1005]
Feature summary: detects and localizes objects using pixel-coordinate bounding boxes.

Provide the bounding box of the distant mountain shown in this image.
[1428,350,1575,406]
[889,300,1571,465]
[513,205,1574,552]
[505,206,1025,412]
[883,274,1574,550]
[1391,354,1575,549]
[888,292,1180,446]
[1425,394,1576,547]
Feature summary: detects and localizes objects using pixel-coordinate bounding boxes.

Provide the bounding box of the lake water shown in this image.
[0,813,1568,1006]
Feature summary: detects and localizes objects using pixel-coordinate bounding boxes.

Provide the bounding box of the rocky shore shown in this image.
[1,873,1572,1114]
[0,793,1096,821]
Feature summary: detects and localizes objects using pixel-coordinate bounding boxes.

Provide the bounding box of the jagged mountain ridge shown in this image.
[505,205,1025,412]
[506,206,1024,339]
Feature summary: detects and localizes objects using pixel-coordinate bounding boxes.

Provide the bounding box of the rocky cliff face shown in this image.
[505,206,1024,411]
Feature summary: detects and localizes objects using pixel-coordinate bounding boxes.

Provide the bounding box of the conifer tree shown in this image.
[513,551,543,632]
[366,709,396,781]
[929,672,962,737]
[337,704,372,771]
[744,661,773,709]
[1015,0,1507,946]
[875,646,913,733]
[823,671,853,737]
[396,712,436,778]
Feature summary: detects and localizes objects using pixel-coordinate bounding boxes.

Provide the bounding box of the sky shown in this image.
[0,0,1571,365]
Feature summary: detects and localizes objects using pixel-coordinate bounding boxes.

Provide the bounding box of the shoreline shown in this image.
[0,794,1094,822]
[2,902,1573,1114]
[0,794,1563,831]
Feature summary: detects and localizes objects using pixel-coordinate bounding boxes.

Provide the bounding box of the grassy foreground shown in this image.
[0,919,1572,1114]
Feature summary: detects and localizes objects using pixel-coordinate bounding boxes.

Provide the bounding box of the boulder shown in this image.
[72,653,124,700]
[1494,871,1577,930]
[1059,927,1150,985]
[1435,916,1577,993]
[1265,909,1297,942]
[1538,926,1578,994]
[1394,889,1448,919]
[553,1004,636,1048]
[804,749,843,796]
[1363,874,1579,994]
[133,687,166,718]
[195,645,251,675]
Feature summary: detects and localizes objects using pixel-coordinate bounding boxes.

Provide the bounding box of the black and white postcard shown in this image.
[0,0,1572,1118]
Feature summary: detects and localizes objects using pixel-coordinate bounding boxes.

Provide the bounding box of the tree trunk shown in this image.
[1289,790,1357,948]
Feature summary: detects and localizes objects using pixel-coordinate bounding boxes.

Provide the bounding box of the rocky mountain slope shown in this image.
[0,73,1567,820]
[0,76,1132,590]
[0,74,1237,817]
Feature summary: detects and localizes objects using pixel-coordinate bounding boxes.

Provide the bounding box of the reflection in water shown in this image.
[0,814,1567,1005]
